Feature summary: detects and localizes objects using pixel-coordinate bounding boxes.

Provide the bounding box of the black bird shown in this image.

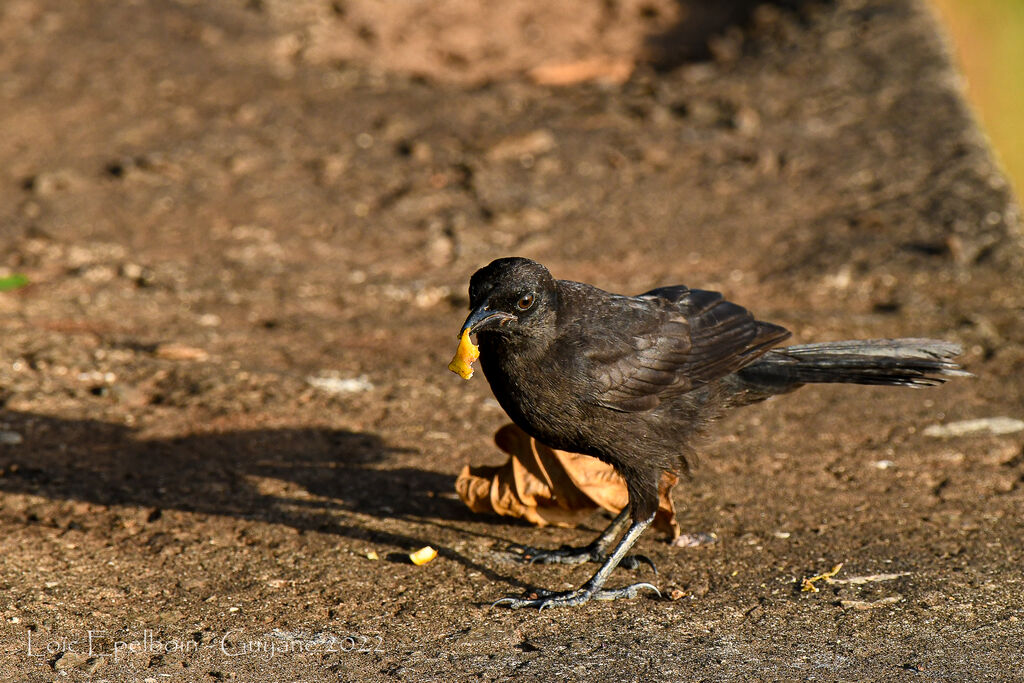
[455,257,968,609]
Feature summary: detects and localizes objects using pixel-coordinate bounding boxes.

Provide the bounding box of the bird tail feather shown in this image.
[737,338,971,389]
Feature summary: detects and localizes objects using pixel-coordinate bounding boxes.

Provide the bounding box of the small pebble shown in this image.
[307,375,374,394]
[671,532,718,548]
[0,431,23,445]
[923,417,1024,438]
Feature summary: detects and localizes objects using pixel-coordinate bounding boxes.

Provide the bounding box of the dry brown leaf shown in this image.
[455,424,680,539]
[800,563,845,593]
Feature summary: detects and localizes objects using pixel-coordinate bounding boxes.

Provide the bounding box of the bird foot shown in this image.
[507,543,657,574]
[492,582,661,610]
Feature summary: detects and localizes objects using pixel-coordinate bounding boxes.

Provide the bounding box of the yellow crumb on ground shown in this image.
[409,546,437,566]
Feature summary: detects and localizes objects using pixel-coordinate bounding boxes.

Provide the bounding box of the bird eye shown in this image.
[517,293,535,310]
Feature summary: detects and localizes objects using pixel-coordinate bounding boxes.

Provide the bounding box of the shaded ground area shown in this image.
[1,0,1022,679]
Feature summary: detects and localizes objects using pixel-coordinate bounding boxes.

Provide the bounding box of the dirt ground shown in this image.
[1,0,1022,680]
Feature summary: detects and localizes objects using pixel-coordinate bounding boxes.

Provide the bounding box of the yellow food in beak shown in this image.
[448,329,480,380]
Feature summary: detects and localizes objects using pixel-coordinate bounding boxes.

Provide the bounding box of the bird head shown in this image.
[459,257,557,339]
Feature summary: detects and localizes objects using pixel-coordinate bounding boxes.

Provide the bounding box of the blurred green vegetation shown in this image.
[0,274,29,292]
[930,0,1024,202]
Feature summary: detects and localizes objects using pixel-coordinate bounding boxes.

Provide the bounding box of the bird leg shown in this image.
[494,514,661,609]
[507,508,656,572]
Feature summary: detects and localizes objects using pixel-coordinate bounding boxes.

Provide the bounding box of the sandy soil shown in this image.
[1,0,1022,680]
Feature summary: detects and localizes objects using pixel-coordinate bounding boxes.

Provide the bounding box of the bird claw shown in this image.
[506,544,656,573]
[492,582,662,610]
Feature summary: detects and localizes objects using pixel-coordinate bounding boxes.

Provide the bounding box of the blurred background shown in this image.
[930,0,1024,201]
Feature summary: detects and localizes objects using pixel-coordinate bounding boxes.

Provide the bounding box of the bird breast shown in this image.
[478,333,593,453]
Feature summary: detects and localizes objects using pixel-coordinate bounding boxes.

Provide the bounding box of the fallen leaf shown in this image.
[801,562,844,593]
[830,572,910,585]
[455,424,680,539]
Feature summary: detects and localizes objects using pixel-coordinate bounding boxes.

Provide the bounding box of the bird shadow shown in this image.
[0,409,530,590]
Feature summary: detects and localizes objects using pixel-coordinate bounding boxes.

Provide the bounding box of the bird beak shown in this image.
[459,303,516,336]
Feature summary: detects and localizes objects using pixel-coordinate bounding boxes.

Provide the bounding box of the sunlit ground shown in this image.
[930,0,1024,202]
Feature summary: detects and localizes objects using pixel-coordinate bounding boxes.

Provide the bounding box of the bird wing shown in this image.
[585,286,791,412]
